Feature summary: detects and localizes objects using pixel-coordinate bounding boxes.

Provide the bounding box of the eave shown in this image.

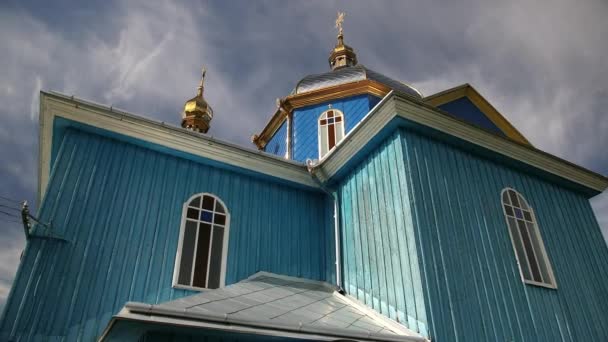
[37,91,319,204]
[253,79,392,149]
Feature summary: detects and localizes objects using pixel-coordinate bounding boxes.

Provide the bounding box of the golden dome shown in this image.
[329,12,358,70]
[182,67,213,134]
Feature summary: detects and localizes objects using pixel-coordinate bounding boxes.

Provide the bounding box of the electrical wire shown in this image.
[0,195,21,204]
[0,210,20,218]
[0,203,20,212]
[0,217,22,224]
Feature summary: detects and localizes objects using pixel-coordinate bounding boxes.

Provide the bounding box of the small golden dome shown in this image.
[182,67,213,134]
[329,12,358,70]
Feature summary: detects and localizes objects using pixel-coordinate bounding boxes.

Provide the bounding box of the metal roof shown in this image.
[294,65,423,98]
[107,272,427,341]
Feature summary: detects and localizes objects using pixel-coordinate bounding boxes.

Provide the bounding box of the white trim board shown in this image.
[37,92,318,202]
[315,92,608,193]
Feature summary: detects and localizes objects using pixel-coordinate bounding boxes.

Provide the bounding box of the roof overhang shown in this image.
[253,79,391,149]
[37,91,319,204]
[312,91,608,196]
[99,272,428,342]
[100,306,427,342]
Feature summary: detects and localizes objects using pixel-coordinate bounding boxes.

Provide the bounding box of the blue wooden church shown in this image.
[2,14,608,342]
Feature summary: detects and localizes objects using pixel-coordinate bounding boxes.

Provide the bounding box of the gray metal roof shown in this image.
[113,272,426,341]
[294,65,423,99]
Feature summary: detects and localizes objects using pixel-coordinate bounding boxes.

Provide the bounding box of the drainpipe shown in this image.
[306,159,343,292]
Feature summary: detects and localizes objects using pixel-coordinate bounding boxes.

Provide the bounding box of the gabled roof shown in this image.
[101,272,427,341]
[312,90,608,195]
[424,84,531,146]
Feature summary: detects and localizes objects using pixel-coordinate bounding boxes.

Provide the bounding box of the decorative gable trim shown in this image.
[37,92,318,203]
[253,79,391,149]
[424,84,532,146]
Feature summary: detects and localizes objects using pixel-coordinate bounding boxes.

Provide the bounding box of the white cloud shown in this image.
[30,76,42,121]
[591,192,608,244]
[0,230,25,313]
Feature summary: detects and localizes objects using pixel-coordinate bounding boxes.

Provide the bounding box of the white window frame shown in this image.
[172,193,230,291]
[501,188,556,289]
[318,108,345,159]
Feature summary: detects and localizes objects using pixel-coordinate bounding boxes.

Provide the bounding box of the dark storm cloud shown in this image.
[1,0,607,311]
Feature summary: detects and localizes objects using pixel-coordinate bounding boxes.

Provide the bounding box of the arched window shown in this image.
[173,193,230,290]
[501,188,556,288]
[318,109,345,158]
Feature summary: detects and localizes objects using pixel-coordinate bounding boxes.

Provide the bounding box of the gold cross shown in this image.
[335,11,345,36]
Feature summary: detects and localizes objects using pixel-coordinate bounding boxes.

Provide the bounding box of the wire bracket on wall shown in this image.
[21,201,69,243]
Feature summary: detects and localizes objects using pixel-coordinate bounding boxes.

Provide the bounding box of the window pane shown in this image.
[509,190,520,208]
[189,196,201,208]
[208,226,225,289]
[518,195,529,210]
[508,217,531,281]
[523,211,532,222]
[335,116,342,122]
[320,119,327,125]
[319,124,328,157]
[327,110,334,118]
[502,191,510,204]
[328,124,336,149]
[178,221,197,285]
[214,214,226,226]
[504,205,514,217]
[202,195,215,210]
[514,208,524,219]
[193,223,212,287]
[335,122,344,142]
[187,208,199,220]
[517,219,542,282]
[527,222,551,284]
[200,210,213,223]
[215,201,225,214]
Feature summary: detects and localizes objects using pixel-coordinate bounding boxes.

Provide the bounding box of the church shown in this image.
[2,13,608,341]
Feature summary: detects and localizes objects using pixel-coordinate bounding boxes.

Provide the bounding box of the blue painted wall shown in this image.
[292,94,381,162]
[0,128,335,341]
[337,125,608,341]
[264,120,287,157]
[337,131,428,336]
[438,97,506,137]
[400,128,608,341]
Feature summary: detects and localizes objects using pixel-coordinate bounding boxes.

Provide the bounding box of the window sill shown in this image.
[524,279,557,290]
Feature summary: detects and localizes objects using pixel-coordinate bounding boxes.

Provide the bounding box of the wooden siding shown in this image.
[338,131,428,336]
[293,95,380,162]
[401,128,608,341]
[0,128,334,341]
[264,120,287,157]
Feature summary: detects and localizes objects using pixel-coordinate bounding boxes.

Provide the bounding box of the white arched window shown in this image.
[501,188,556,288]
[318,108,345,158]
[173,193,230,290]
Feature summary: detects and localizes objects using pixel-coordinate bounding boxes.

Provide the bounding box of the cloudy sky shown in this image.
[1,0,607,312]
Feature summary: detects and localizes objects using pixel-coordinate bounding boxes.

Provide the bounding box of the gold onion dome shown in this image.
[182,67,213,134]
[329,12,358,70]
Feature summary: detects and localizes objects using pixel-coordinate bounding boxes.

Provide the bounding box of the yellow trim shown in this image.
[253,80,391,149]
[424,84,531,146]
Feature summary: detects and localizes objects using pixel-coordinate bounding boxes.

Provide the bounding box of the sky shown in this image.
[0,0,607,312]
